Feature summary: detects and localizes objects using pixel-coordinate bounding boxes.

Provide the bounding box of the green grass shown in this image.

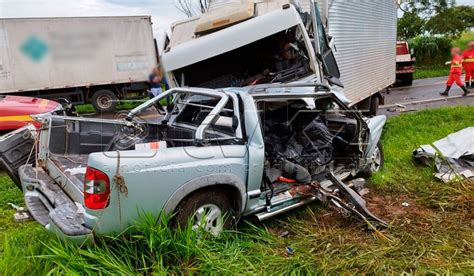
[75,100,146,114]
[414,65,450,80]
[413,31,474,80]
[452,31,474,50]
[1,106,474,274]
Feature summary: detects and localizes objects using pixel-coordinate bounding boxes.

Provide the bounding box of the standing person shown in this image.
[148,66,169,98]
[462,41,474,89]
[441,48,470,96]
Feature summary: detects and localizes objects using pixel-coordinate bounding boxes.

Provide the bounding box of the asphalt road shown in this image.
[380,76,474,117]
[90,76,474,121]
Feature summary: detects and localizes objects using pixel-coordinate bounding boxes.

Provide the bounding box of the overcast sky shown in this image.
[1,0,472,41]
[0,0,186,45]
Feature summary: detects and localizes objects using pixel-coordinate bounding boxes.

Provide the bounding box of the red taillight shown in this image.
[84,166,110,209]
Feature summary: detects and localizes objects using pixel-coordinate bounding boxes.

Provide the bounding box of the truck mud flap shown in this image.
[0,125,36,189]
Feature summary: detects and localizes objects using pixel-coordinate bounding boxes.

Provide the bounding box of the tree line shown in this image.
[398,0,474,40]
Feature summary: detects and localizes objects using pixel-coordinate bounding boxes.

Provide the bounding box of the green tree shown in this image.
[425,5,474,38]
[399,0,454,16]
[398,0,474,39]
[397,11,425,40]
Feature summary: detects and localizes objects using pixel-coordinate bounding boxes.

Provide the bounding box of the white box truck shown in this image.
[161,0,396,115]
[0,16,158,113]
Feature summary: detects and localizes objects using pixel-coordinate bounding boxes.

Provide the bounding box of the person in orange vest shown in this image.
[462,41,474,89]
[441,47,470,96]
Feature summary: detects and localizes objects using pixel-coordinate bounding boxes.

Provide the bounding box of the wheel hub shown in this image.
[192,204,223,236]
[97,95,112,109]
[369,147,382,172]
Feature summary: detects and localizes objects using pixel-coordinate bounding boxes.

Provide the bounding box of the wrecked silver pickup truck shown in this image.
[2,83,387,241]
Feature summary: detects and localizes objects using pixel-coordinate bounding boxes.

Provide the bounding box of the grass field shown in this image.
[1,106,473,274]
[75,100,146,114]
[414,65,450,80]
[413,31,474,80]
[453,32,474,50]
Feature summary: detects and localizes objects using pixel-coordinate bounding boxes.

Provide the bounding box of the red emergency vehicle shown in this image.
[0,95,62,131]
[396,41,416,86]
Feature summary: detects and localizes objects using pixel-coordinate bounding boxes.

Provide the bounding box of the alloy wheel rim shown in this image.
[370,147,381,172]
[192,204,223,236]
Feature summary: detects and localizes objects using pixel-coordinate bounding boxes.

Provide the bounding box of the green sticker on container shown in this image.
[20,35,49,62]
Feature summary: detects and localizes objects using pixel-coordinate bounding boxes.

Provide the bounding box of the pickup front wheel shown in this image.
[360,141,384,177]
[175,189,234,236]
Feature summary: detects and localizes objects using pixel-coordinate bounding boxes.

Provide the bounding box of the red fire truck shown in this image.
[0,95,62,132]
[396,41,416,86]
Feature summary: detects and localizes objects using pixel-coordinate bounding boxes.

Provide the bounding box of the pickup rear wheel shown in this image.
[175,189,234,236]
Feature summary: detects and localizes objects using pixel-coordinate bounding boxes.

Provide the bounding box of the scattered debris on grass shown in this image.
[8,203,32,222]
[414,127,474,183]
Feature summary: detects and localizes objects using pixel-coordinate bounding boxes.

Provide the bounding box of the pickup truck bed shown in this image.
[50,154,87,190]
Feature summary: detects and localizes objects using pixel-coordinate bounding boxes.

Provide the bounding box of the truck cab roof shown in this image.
[162,0,307,72]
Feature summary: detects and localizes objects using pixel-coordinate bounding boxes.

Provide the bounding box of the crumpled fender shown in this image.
[365,115,387,157]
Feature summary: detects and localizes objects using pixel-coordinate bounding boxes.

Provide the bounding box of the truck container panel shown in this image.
[299,0,397,103]
[0,16,157,94]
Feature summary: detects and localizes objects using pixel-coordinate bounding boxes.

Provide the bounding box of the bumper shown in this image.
[396,69,415,74]
[20,164,94,243]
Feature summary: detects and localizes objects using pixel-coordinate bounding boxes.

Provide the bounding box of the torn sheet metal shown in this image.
[413,127,474,183]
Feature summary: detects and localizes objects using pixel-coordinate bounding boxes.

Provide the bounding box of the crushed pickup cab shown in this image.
[6,83,387,241]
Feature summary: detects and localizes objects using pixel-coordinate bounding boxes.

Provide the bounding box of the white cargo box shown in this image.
[299,0,397,102]
[0,16,157,94]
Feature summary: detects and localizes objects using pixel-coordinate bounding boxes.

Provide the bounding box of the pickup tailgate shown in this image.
[20,164,92,236]
[0,125,36,188]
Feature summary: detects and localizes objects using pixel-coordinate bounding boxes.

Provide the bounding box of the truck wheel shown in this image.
[175,188,234,236]
[360,141,384,177]
[370,96,379,116]
[92,89,118,113]
[404,73,413,86]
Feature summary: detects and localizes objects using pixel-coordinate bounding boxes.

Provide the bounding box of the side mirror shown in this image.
[328,36,336,50]
[410,48,414,56]
[316,52,341,80]
[326,76,344,88]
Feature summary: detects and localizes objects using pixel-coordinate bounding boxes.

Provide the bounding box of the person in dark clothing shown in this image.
[148,67,169,98]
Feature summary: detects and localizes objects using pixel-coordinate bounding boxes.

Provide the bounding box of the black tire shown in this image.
[175,188,234,235]
[360,141,384,178]
[404,73,413,86]
[91,89,118,113]
[370,96,380,116]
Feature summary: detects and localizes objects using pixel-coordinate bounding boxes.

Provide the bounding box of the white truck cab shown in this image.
[162,0,396,115]
[162,0,340,88]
